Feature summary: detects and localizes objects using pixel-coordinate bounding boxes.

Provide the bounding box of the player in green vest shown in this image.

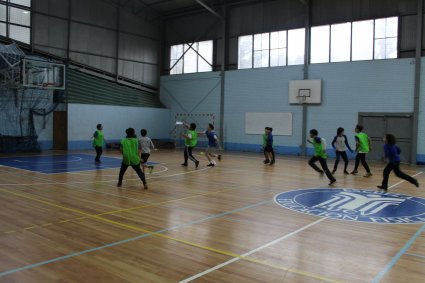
[307,129,336,185]
[92,124,105,163]
[117,128,147,189]
[181,122,199,168]
[350,124,372,177]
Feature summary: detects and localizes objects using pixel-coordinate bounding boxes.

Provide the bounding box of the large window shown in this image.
[374,17,398,59]
[170,40,213,75]
[0,0,31,44]
[310,16,398,64]
[237,28,304,69]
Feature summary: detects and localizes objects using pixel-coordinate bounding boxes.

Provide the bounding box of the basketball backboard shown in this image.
[22,59,65,90]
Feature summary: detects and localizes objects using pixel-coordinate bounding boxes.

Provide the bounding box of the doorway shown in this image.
[358,113,413,163]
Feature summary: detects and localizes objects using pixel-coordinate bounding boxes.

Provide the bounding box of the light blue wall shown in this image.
[160,72,221,147]
[224,66,304,154]
[160,57,425,162]
[68,104,170,150]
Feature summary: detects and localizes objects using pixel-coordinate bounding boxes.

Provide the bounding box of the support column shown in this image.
[301,0,310,156]
[219,1,228,148]
[412,0,423,164]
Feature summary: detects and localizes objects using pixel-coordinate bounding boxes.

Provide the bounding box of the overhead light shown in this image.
[23,11,29,14]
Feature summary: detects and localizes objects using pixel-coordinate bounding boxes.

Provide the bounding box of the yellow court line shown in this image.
[1,186,236,235]
[0,187,340,283]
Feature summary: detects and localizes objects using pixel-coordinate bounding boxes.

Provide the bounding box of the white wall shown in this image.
[68,104,170,150]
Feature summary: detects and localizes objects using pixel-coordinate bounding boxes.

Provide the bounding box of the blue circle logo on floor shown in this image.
[274,188,425,224]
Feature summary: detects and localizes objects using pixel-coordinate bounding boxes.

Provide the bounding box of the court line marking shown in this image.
[405,252,425,260]
[371,223,425,283]
[0,182,239,235]
[179,218,336,283]
[0,167,211,186]
[13,156,83,164]
[0,188,340,282]
[370,171,424,283]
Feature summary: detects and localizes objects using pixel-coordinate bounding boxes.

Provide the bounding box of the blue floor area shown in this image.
[0,154,122,174]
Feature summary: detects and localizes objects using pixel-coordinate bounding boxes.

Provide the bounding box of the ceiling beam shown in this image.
[194,0,222,19]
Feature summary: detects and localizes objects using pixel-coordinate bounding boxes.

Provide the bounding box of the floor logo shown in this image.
[274,188,425,224]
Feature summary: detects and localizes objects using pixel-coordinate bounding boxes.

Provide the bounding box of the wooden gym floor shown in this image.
[0,149,424,283]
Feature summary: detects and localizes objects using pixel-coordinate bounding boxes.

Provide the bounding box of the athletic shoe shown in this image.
[143,183,148,190]
[364,172,373,178]
[331,170,336,175]
[344,170,350,175]
[328,180,336,186]
[263,159,270,164]
[319,171,324,177]
[350,170,358,175]
[195,161,199,168]
[117,182,122,187]
[377,185,387,193]
[149,166,154,174]
[207,163,215,167]
[269,160,275,166]
[218,155,222,161]
[413,179,420,188]
[181,163,188,166]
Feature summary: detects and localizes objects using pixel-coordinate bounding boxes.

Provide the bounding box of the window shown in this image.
[374,17,398,59]
[0,1,31,44]
[270,31,287,67]
[352,20,374,61]
[238,35,252,69]
[330,22,351,62]
[311,25,329,63]
[170,40,213,75]
[288,28,305,65]
[253,33,269,68]
[237,28,302,69]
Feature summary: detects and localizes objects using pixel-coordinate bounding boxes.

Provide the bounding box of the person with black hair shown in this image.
[139,129,156,173]
[331,127,353,174]
[181,123,199,168]
[307,129,336,186]
[200,123,222,167]
[351,124,372,177]
[92,123,105,164]
[263,127,275,165]
[377,134,419,193]
[117,128,148,189]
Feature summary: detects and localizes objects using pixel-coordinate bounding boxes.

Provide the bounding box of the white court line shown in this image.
[179,218,327,283]
[179,172,424,282]
[387,172,423,190]
[0,167,211,186]
[13,156,83,164]
[66,165,169,177]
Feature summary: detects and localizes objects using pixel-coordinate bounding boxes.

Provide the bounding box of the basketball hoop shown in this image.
[297,88,311,104]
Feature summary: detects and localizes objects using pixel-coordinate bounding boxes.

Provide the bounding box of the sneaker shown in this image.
[413,179,420,188]
[218,155,222,161]
[181,163,188,166]
[263,159,270,164]
[350,170,358,175]
[269,160,275,166]
[377,185,387,193]
[207,163,215,167]
[364,172,373,178]
[344,170,350,175]
[143,183,148,190]
[328,180,336,186]
[195,161,200,168]
[331,170,336,175]
[117,182,122,187]
[149,166,154,174]
[319,171,324,177]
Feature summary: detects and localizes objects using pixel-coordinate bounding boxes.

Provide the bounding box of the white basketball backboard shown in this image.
[289,79,322,104]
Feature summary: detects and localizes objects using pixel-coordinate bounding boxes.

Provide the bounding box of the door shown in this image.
[359,113,413,163]
[53,111,67,150]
